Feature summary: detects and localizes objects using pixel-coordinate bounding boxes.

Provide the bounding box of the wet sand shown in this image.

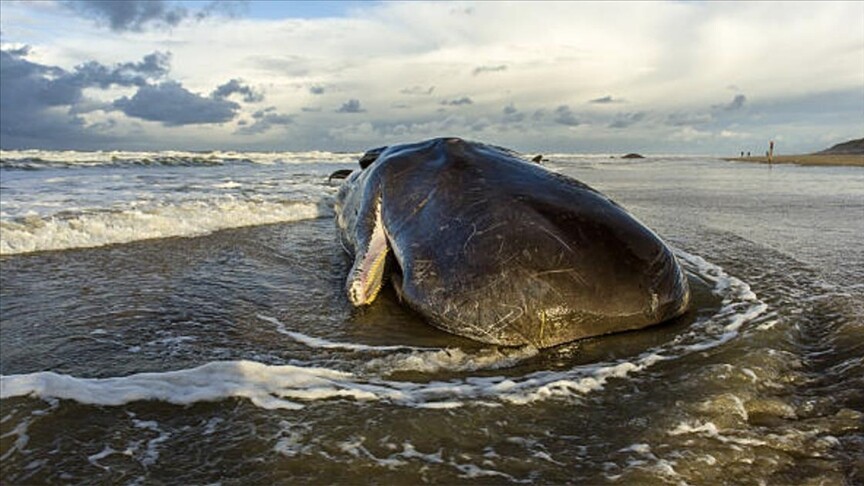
[725,154,864,167]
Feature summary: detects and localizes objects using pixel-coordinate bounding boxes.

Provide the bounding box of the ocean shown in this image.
[1,149,861,484]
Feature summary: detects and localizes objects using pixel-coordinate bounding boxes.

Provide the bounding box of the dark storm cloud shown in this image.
[553,105,581,126]
[0,47,91,147]
[608,111,646,129]
[309,85,326,95]
[441,97,473,106]
[193,1,247,21]
[72,52,171,88]
[336,99,365,113]
[63,0,245,32]
[714,94,747,111]
[113,81,240,125]
[472,65,507,75]
[212,79,263,103]
[0,46,173,148]
[1,45,242,135]
[64,0,189,32]
[236,106,293,135]
[0,47,168,107]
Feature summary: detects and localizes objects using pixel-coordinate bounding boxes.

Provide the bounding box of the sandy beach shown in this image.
[725,154,864,167]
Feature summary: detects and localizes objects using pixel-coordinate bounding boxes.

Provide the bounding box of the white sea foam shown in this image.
[667,420,768,447]
[0,361,399,410]
[0,199,327,255]
[0,149,361,169]
[672,248,769,352]
[212,180,242,189]
[260,314,538,373]
[259,314,430,353]
[0,251,767,412]
[0,353,668,410]
[364,346,539,374]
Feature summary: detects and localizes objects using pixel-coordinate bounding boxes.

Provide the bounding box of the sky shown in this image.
[0,0,862,154]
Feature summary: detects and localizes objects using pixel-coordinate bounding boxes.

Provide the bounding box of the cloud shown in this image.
[113,81,239,125]
[589,95,623,104]
[236,106,293,135]
[0,46,173,147]
[61,0,244,32]
[336,99,365,113]
[666,112,713,127]
[441,97,473,106]
[473,65,507,75]
[502,104,525,124]
[719,129,750,139]
[401,86,435,96]
[212,79,263,103]
[0,47,89,147]
[713,94,747,111]
[64,0,189,32]
[553,105,581,126]
[2,1,862,153]
[71,52,171,89]
[0,44,254,148]
[669,126,712,142]
[609,112,647,129]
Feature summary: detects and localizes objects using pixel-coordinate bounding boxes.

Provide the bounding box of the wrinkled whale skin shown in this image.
[335,138,690,348]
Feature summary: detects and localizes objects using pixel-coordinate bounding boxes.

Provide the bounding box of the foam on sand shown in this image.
[0,361,398,410]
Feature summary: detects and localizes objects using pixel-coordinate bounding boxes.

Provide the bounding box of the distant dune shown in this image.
[725,137,864,167]
[814,137,864,155]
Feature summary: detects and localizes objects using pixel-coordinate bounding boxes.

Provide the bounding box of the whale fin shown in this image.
[359,146,387,169]
[328,169,354,183]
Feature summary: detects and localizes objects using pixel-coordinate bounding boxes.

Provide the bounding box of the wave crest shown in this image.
[0,199,329,255]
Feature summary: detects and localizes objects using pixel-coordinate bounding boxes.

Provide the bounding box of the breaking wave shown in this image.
[0,149,361,170]
[0,199,330,255]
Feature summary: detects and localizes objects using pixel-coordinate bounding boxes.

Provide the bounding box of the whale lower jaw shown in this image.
[347,200,390,306]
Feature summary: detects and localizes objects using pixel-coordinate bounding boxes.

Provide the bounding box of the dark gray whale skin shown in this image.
[334,138,690,348]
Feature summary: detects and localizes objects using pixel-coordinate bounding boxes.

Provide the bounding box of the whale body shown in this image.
[334,138,690,348]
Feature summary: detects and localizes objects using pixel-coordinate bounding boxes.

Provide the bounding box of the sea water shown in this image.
[1,150,861,484]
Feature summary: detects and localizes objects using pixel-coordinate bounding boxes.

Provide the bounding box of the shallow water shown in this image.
[1,152,862,484]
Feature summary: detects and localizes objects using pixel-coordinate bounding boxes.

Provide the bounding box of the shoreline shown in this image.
[724,154,864,167]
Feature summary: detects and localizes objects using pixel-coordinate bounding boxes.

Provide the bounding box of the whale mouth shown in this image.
[347,200,390,306]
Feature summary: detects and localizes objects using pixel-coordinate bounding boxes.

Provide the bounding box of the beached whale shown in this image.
[333,138,690,348]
